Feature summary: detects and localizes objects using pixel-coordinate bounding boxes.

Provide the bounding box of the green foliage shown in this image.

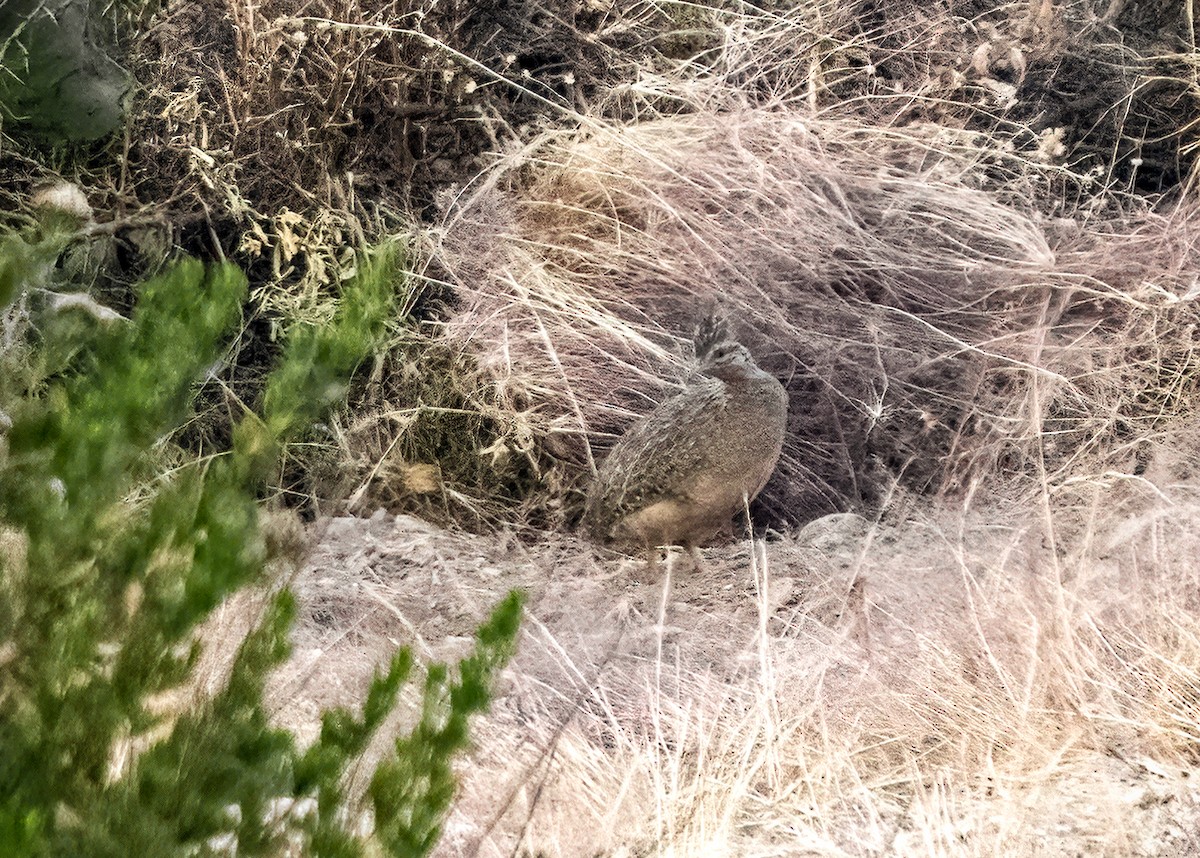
[0,245,522,856]
[0,211,81,313]
[295,649,414,857]
[262,242,399,442]
[0,0,130,142]
[371,591,523,854]
[0,232,33,310]
[0,188,115,418]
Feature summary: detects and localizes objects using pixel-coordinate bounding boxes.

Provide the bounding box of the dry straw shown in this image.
[435,106,1200,525]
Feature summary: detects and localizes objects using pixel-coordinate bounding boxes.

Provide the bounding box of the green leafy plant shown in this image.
[0,0,130,142]
[0,245,522,856]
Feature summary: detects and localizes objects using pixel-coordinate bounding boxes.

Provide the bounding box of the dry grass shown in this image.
[408,0,1200,529]
[8,0,1200,852]
[435,106,1200,525]
[296,4,1200,852]
[257,420,1200,855]
[10,0,1194,526]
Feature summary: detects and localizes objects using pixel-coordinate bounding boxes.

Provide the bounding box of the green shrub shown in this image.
[0,0,131,143]
[0,245,522,856]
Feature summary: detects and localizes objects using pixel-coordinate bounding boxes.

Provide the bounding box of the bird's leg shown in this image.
[652,548,676,638]
[605,549,659,627]
[642,546,660,581]
[844,573,873,657]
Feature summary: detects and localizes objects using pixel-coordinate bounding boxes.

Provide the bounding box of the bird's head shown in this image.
[702,340,759,381]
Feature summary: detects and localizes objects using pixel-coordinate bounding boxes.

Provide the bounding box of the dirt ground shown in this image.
[237,469,1200,856]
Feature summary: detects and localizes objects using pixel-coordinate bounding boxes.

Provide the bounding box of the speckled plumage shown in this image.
[582,333,788,552]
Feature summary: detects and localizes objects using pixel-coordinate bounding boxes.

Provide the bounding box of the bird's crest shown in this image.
[692,311,731,363]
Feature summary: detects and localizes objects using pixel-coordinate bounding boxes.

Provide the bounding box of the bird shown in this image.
[582,316,789,560]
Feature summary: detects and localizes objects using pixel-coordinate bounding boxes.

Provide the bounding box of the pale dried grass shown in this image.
[441,445,1200,856]
[254,433,1200,855]
[434,104,1200,526]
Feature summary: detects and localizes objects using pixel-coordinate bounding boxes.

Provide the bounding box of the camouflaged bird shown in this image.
[582,316,788,553]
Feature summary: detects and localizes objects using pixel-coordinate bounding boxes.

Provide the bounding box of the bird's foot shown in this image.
[648,620,686,640]
[605,595,642,627]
